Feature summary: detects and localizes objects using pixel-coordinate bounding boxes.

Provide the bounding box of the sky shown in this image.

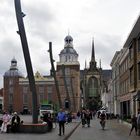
[0,0,140,88]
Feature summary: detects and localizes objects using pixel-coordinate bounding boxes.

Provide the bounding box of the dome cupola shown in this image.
[59,35,78,63]
[4,58,23,77]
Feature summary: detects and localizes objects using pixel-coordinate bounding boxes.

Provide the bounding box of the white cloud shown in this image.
[0,0,140,88]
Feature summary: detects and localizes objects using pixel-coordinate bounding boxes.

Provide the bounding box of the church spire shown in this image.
[89,38,97,70]
[91,38,95,61]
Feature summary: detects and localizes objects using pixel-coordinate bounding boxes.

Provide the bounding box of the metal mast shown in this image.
[48,42,62,108]
[14,0,38,123]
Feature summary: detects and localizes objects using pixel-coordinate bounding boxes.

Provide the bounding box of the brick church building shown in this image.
[3,35,80,113]
[3,35,111,114]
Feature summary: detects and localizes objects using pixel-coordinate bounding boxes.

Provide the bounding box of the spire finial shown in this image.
[68,29,70,35]
[85,59,87,69]
[100,59,101,68]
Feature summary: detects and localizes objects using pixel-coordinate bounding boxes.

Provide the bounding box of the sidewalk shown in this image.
[63,121,81,140]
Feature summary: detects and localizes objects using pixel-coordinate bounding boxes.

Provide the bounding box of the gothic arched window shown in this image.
[88,77,98,97]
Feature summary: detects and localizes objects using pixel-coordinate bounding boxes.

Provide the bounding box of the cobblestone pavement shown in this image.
[68,118,140,140]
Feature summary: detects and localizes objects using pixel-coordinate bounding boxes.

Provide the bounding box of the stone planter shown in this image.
[19,123,49,133]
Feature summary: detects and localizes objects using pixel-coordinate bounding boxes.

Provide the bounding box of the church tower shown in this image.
[3,58,23,113]
[83,39,102,110]
[56,35,80,112]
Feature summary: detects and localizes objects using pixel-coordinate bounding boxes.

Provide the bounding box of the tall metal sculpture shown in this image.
[48,42,62,108]
[14,0,38,123]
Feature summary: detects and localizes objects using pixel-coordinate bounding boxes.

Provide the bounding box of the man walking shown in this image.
[57,108,66,136]
[81,109,86,127]
[129,114,137,135]
[86,109,91,127]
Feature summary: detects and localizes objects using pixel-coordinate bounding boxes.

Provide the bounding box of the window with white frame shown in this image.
[39,86,44,93]
[23,86,28,94]
[23,94,28,104]
[65,68,70,75]
[9,94,13,104]
[9,87,13,94]
[9,79,13,85]
[39,94,44,104]
[130,66,134,84]
[47,86,52,101]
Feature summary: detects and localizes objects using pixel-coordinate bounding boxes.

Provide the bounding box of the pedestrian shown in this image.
[92,110,96,119]
[43,112,53,131]
[137,109,140,136]
[65,111,68,124]
[1,111,11,133]
[86,109,91,127]
[11,112,20,133]
[81,109,86,127]
[99,111,106,130]
[57,108,66,136]
[67,112,72,123]
[129,114,137,135]
[77,111,81,121]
